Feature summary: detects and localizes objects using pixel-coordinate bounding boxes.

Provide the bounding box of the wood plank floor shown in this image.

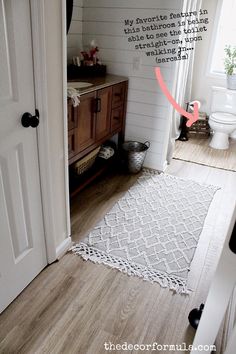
[0,160,235,354]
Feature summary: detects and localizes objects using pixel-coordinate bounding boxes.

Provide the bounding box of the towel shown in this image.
[67,87,80,107]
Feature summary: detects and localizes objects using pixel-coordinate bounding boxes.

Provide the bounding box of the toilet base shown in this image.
[209,132,229,150]
[230,129,236,140]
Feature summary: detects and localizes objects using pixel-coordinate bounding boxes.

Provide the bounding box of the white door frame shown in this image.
[191,204,236,354]
[61,0,71,241]
[29,0,69,263]
[61,0,71,240]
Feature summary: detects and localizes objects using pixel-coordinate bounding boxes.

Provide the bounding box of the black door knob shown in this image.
[21,109,39,128]
[188,303,204,329]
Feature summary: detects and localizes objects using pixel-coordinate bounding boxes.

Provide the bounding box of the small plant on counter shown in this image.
[81,41,100,66]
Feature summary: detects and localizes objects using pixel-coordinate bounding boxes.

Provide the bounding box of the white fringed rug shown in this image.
[71,171,219,294]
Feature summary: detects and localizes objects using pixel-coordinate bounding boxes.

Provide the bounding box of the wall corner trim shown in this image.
[162,160,168,172]
[30,0,58,263]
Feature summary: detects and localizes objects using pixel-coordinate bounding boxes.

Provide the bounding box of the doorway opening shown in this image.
[64,1,236,352]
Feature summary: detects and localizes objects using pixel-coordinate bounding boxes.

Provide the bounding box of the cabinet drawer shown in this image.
[112,82,126,109]
[111,106,123,132]
[68,129,77,159]
[67,99,77,130]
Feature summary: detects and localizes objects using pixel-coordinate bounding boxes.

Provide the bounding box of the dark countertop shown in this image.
[67,74,128,95]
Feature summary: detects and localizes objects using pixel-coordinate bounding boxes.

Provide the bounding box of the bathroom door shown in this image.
[0,0,47,312]
[190,205,236,354]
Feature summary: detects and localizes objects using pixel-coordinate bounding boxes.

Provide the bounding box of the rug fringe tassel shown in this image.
[70,243,191,295]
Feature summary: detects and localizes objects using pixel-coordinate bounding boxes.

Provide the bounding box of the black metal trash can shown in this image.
[122,141,150,174]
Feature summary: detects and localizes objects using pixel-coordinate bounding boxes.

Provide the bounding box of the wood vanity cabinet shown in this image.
[68,80,128,165]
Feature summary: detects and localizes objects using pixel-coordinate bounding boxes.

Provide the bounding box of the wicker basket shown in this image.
[74,147,100,175]
[188,112,210,138]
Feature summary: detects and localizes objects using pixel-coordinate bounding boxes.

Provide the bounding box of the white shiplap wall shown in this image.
[67,0,83,62]
[82,0,184,170]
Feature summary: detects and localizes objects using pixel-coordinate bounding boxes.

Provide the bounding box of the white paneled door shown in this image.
[0,0,47,312]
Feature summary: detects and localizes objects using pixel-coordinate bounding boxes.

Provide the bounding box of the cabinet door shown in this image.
[68,129,77,159]
[76,92,96,153]
[96,87,112,141]
[67,99,77,130]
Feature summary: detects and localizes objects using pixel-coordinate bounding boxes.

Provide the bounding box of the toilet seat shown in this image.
[210,112,236,125]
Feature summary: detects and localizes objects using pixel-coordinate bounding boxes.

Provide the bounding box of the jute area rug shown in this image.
[173,138,236,172]
[71,171,219,294]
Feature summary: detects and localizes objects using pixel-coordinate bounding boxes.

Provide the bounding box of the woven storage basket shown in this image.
[75,147,100,175]
[188,112,210,138]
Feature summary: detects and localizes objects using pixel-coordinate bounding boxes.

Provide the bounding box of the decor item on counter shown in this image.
[68,41,106,79]
[122,141,150,174]
[224,45,236,90]
[81,49,99,66]
[67,87,80,107]
[81,51,95,67]
[74,147,100,175]
[67,64,107,79]
[70,171,219,294]
[80,41,101,67]
[98,146,115,160]
[72,56,81,67]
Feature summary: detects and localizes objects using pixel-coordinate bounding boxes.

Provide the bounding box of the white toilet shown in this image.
[209,87,236,150]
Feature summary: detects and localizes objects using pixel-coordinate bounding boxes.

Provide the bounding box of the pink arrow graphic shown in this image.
[155,67,199,127]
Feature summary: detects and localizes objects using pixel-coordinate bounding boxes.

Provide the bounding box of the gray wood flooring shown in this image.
[0,159,235,354]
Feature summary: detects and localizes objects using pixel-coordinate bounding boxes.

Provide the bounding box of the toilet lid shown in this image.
[211,112,236,124]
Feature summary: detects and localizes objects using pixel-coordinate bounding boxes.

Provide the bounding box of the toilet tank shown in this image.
[211,87,236,114]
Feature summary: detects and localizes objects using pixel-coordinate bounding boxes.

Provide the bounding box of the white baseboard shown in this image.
[143,160,167,172]
[56,236,72,259]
